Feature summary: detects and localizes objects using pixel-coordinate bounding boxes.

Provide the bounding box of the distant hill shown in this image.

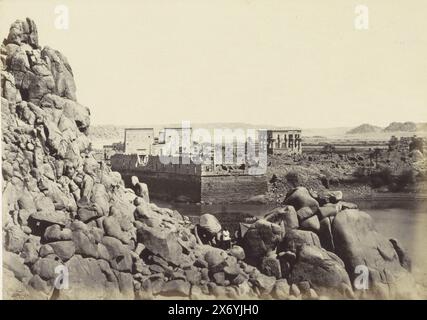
[346,122,427,135]
[384,122,417,132]
[89,121,427,145]
[346,124,383,135]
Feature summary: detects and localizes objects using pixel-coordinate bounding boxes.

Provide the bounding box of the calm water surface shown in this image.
[357,200,427,283]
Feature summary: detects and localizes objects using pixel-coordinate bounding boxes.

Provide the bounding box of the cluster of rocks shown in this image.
[1,18,421,300]
[243,187,420,299]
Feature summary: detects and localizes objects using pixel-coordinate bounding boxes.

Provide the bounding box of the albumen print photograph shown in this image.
[0,0,426,302]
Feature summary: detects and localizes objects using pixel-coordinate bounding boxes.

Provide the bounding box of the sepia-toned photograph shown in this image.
[1,0,426,305]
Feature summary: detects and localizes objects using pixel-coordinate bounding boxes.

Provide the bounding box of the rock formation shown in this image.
[0,18,285,300]
[256,186,420,299]
[1,18,421,300]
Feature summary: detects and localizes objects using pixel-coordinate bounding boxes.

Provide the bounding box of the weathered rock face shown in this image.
[199,213,222,235]
[242,219,284,265]
[284,187,319,213]
[4,251,33,284]
[41,47,77,102]
[1,19,284,300]
[332,209,417,299]
[137,225,183,266]
[264,206,299,231]
[278,229,321,254]
[57,255,124,300]
[288,245,353,298]
[7,18,39,49]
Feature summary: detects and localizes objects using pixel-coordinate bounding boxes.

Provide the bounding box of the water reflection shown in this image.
[359,200,427,287]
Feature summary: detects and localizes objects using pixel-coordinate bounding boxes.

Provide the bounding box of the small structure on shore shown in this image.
[267,128,302,155]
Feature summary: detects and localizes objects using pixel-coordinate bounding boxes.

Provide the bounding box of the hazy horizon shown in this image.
[88,121,426,130]
[1,0,426,128]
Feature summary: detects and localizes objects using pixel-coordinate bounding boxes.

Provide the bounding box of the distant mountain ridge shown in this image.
[89,121,427,143]
[347,124,383,134]
[346,122,427,135]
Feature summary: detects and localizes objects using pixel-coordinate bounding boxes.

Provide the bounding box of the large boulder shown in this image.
[71,229,99,259]
[251,272,276,296]
[264,206,299,231]
[4,225,27,253]
[389,238,412,271]
[278,229,321,254]
[318,204,339,220]
[137,225,183,266]
[288,245,353,298]
[60,98,90,133]
[21,240,40,265]
[130,176,150,203]
[272,279,291,300]
[204,248,226,268]
[3,251,33,284]
[101,236,133,272]
[199,213,221,235]
[300,215,320,233]
[296,207,315,221]
[28,210,68,236]
[3,269,35,300]
[103,200,136,244]
[41,47,76,101]
[56,255,121,299]
[332,209,419,299]
[260,255,282,279]
[6,18,39,48]
[284,187,319,213]
[43,225,72,242]
[103,215,133,244]
[48,241,76,261]
[31,256,63,282]
[9,47,55,104]
[160,280,191,297]
[242,219,284,265]
[229,245,245,260]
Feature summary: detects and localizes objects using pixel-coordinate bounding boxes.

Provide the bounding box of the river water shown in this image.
[356,200,427,286]
[154,199,427,286]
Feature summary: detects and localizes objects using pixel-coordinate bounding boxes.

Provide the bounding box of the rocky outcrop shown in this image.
[241,219,284,266]
[332,209,418,299]
[1,18,298,300]
[237,186,421,299]
[264,206,299,231]
[287,245,352,298]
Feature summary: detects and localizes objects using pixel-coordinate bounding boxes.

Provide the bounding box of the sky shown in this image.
[1,0,426,128]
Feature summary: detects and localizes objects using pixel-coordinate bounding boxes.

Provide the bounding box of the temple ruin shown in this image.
[267,129,302,155]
